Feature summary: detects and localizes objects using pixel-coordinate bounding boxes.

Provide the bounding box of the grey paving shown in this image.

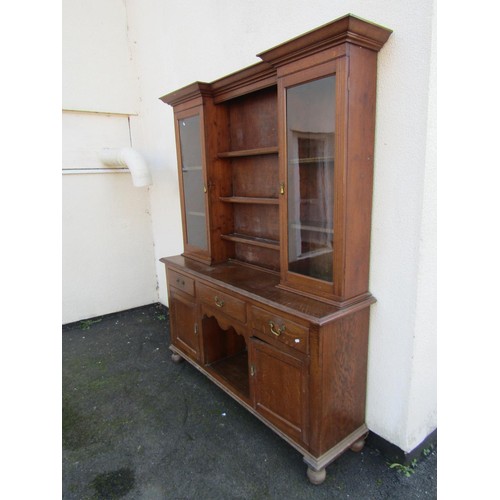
[62,303,437,499]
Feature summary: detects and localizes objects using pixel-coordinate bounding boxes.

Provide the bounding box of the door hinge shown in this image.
[250,364,256,376]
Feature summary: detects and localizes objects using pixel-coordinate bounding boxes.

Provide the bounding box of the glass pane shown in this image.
[178,115,207,250]
[286,76,335,282]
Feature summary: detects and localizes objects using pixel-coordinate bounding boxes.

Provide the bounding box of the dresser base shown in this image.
[170,343,369,484]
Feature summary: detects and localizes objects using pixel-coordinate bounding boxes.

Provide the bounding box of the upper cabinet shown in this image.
[161,14,392,304]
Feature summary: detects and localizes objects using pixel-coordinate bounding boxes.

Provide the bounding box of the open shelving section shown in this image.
[214,83,280,271]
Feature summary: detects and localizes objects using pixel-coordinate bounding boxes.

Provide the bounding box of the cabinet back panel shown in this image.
[232,155,279,198]
[227,87,278,150]
[234,205,279,240]
[235,244,280,271]
[202,316,247,364]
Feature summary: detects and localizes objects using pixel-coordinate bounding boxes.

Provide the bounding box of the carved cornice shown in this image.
[160,81,212,107]
[258,14,392,67]
[211,61,277,103]
[159,63,277,107]
[160,14,392,108]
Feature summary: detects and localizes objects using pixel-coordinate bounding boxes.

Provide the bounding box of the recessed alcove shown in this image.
[201,315,250,400]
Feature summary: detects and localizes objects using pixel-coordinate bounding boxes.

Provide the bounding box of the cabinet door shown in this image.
[175,110,210,262]
[169,287,200,360]
[250,337,308,445]
[279,59,346,301]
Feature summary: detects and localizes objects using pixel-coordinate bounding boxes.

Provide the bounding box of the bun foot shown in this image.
[171,352,183,363]
[350,437,366,453]
[307,466,326,485]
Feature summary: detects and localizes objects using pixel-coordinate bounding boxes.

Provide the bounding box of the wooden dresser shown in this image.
[160,14,392,484]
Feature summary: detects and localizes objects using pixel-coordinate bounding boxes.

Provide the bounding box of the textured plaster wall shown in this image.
[62,0,157,323]
[62,174,157,322]
[62,0,139,114]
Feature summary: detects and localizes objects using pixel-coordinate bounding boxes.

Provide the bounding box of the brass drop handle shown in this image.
[280,182,285,195]
[214,296,224,308]
[269,321,286,337]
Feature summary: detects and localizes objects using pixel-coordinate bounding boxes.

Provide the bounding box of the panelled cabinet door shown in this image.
[250,337,308,445]
[169,287,200,360]
[175,109,211,263]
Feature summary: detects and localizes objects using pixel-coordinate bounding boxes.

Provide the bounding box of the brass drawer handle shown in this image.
[269,321,286,337]
[176,277,185,286]
[214,296,224,308]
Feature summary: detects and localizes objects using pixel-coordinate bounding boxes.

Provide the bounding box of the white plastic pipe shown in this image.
[100,147,152,187]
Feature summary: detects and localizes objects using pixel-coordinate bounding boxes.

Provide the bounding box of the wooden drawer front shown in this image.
[251,306,309,354]
[197,282,246,323]
[167,269,195,296]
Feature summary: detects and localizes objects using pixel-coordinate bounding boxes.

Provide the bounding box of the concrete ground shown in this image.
[62,303,437,499]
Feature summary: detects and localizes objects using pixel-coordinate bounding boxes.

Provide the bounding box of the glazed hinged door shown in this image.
[174,108,211,263]
[279,59,347,302]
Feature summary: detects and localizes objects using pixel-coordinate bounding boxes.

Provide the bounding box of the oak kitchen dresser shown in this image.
[160,14,392,484]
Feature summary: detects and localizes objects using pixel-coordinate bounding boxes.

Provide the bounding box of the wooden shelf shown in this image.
[221,233,279,250]
[207,351,250,399]
[218,146,278,158]
[220,196,279,205]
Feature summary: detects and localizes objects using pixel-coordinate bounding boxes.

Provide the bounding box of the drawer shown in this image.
[197,282,246,323]
[167,269,195,296]
[251,306,309,354]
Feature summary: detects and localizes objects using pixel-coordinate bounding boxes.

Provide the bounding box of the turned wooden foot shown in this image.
[171,352,183,363]
[349,437,366,453]
[307,466,326,485]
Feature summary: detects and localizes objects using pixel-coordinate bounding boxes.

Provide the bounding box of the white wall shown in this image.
[124,0,436,453]
[62,0,157,323]
[62,173,157,321]
[404,0,436,450]
[62,0,139,114]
